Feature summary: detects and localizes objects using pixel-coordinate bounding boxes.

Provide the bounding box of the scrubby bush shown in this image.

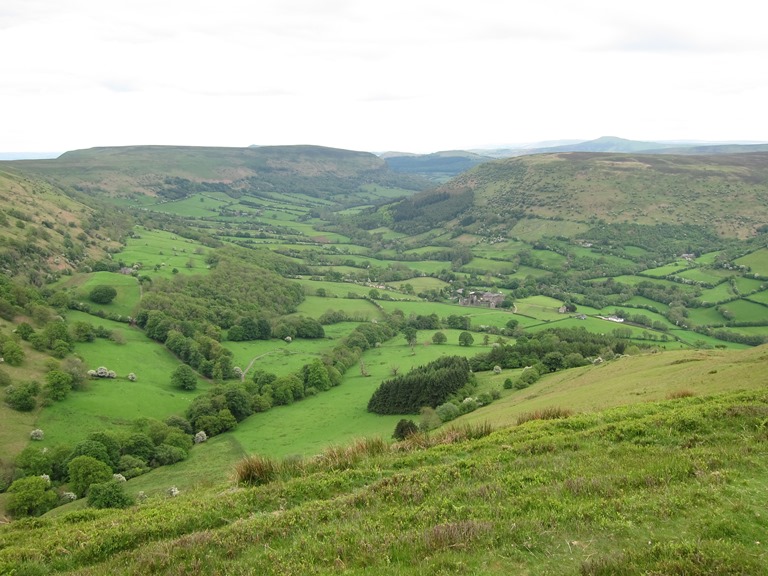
[30,428,44,441]
[87,479,133,509]
[127,372,137,381]
[171,364,198,390]
[45,369,73,401]
[117,455,149,479]
[152,444,186,466]
[166,415,193,434]
[194,430,208,444]
[6,476,58,517]
[459,397,480,414]
[393,418,419,440]
[68,439,112,468]
[419,406,442,431]
[88,285,117,304]
[1,340,25,366]
[4,381,38,411]
[435,401,460,422]
[67,456,113,497]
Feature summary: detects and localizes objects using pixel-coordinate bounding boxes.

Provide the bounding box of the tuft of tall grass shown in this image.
[516,407,574,426]
[393,422,495,451]
[234,455,279,485]
[422,520,492,551]
[666,389,696,400]
[234,454,305,485]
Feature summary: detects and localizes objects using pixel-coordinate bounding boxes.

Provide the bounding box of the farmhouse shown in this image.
[459,291,505,308]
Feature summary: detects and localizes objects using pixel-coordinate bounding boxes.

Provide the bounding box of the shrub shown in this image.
[459,397,479,414]
[194,430,208,444]
[127,372,137,381]
[68,456,113,497]
[88,285,117,304]
[393,419,419,440]
[68,439,112,468]
[503,378,514,389]
[45,369,73,401]
[171,364,198,391]
[152,444,186,466]
[478,392,494,405]
[6,476,58,517]
[166,415,193,434]
[2,340,25,366]
[30,428,44,441]
[435,402,460,422]
[117,455,149,479]
[87,479,133,509]
[419,406,442,431]
[5,381,38,411]
[493,365,502,374]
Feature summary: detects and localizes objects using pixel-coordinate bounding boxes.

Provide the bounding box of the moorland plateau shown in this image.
[0,140,767,574]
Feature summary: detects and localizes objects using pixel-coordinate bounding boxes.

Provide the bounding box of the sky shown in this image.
[2,0,768,155]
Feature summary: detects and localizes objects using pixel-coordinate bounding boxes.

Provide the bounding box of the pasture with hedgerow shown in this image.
[1,143,768,573]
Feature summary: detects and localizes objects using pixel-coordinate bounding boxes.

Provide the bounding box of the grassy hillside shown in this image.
[8,145,429,204]
[1,379,766,574]
[0,169,122,280]
[438,151,768,238]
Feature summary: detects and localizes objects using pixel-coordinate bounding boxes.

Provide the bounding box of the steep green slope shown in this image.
[1,384,766,574]
[435,152,768,238]
[0,168,124,281]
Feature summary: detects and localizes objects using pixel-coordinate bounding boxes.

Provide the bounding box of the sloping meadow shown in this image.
[2,389,766,575]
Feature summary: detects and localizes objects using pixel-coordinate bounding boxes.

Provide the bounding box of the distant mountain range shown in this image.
[381,136,768,181]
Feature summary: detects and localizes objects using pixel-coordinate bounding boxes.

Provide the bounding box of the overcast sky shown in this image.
[2,0,767,154]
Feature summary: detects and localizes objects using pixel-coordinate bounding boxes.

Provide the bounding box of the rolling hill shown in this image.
[429,151,768,238]
[7,145,430,204]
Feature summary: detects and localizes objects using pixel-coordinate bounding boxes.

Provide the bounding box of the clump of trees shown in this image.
[469,327,638,373]
[7,414,198,517]
[368,356,474,415]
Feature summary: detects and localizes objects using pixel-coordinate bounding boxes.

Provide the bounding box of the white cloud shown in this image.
[1,0,767,153]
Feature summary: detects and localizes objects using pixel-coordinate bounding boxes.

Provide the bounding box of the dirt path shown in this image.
[241,350,277,380]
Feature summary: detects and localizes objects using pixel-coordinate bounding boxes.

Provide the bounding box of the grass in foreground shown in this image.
[1,389,767,575]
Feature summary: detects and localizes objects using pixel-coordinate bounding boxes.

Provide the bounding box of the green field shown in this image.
[623,296,670,312]
[686,306,729,326]
[34,312,208,447]
[735,247,768,276]
[116,227,211,278]
[56,271,142,318]
[294,296,382,319]
[641,261,691,277]
[697,283,739,304]
[748,290,768,305]
[719,298,768,323]
[734,276,766,293]
[514,295,566,321]
[674,267,731,285]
